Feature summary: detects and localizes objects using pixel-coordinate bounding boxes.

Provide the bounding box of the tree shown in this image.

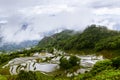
[59,57,71,70]
[69,55,80,66]
[59,56,80,70]
[16,70,37,80]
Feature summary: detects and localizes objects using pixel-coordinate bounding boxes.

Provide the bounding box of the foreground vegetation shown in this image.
[76,57,120,80]
[1,57,120,80]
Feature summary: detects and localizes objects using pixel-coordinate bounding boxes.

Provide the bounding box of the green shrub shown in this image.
[78,73,92,80]
[92,70,120,80]
[90,59,112,75]
[0,68,10,75]
[16,70,37,80]
[0,75,7,80]
[111,56,120,69]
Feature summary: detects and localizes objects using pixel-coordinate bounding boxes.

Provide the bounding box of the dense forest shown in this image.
[38,25,120,56]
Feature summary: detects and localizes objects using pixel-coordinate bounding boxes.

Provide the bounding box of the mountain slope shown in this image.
[38,25,120,51]
[38,30,75,49]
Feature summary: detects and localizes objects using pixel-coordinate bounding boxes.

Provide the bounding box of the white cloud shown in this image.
[0,20,8,24]
[19,5,75,16]
[0,0,120,43]
[93,7,120,15]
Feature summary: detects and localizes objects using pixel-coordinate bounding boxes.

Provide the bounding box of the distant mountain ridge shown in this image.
[0,40,39,51]
[0,27,66,51]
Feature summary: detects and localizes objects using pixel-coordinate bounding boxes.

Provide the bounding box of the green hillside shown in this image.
[38,25,120,54]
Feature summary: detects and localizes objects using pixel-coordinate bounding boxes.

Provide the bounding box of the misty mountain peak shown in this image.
[21,23,28,31]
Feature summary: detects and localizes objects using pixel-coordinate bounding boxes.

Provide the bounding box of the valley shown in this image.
[3,50,103,76]
[0,25,120,80]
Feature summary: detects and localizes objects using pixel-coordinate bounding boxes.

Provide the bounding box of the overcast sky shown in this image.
[0,0,120,43]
